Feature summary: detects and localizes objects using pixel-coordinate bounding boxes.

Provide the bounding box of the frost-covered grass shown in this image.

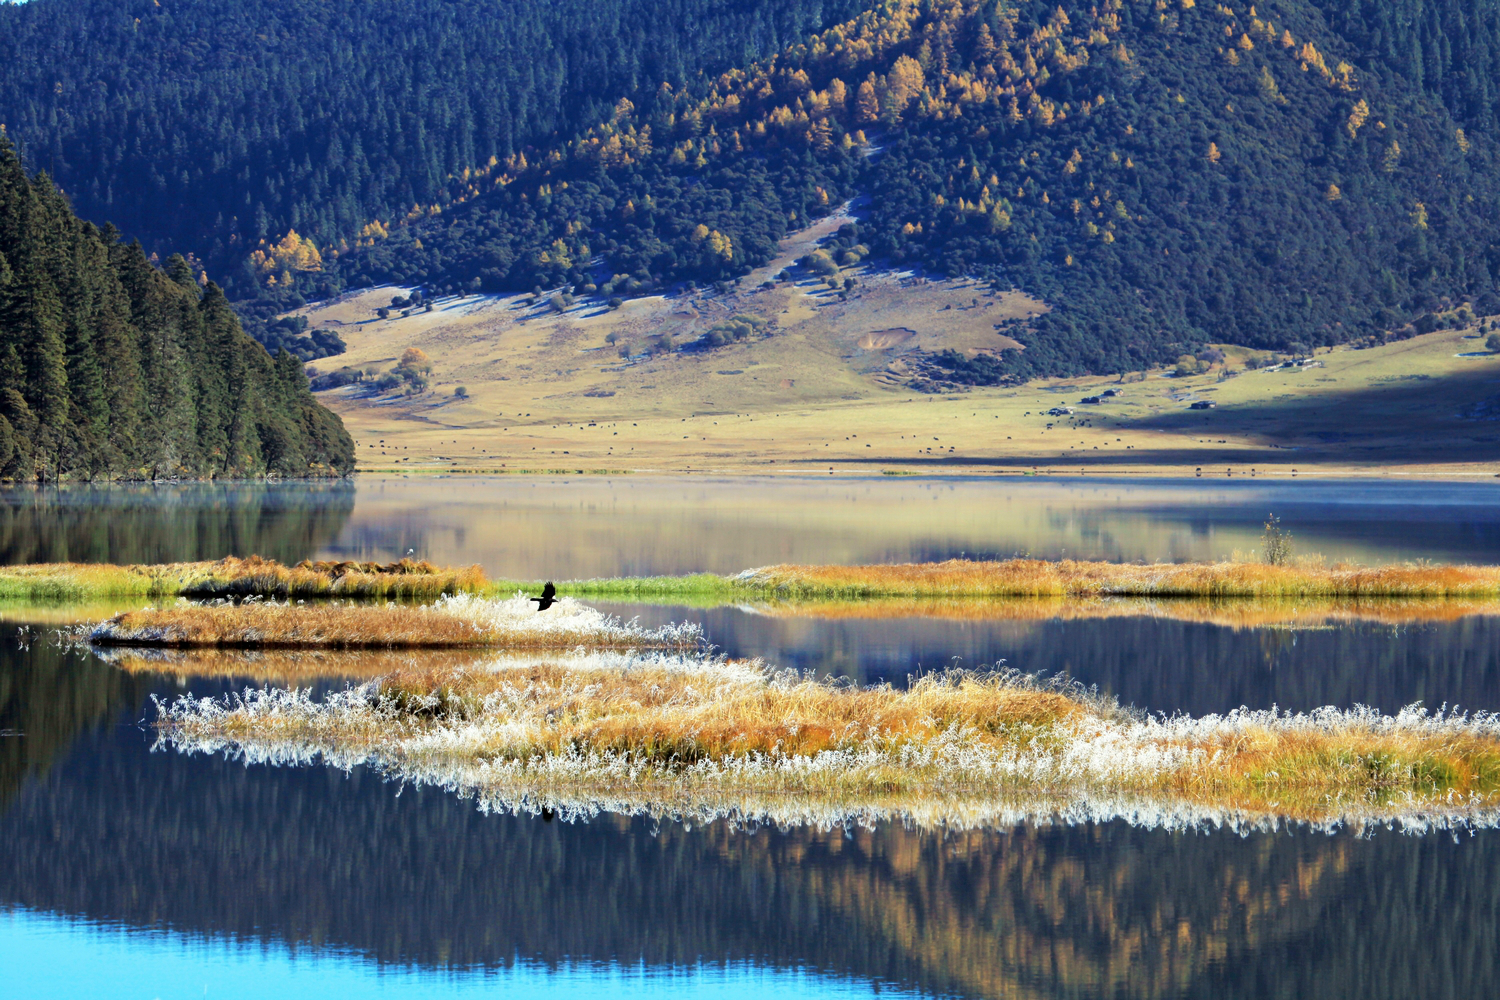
[88,593,703,650]
[152,651,1500,830]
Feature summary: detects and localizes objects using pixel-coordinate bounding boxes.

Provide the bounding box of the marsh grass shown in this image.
[733,558,1500,599]
[95,646,484,685]
[153,650,1500,830]
[87,593,703,650]
[181,556,486,599]
[0,556,486,602]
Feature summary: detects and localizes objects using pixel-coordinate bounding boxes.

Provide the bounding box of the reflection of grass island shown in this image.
[149,651,1500,831]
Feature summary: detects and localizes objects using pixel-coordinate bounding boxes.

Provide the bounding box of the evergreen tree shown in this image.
[0,135,353,481]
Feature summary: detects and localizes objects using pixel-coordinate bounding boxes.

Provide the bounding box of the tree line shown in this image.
[7,0,1500,377]
[0,134,352,480]
[0,0,862,352]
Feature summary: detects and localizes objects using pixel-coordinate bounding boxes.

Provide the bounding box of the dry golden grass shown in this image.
[87,593,702,650]
[0,556,485,601]
[180,556,487,599]
[155,651,1500,829]
[738,558,1500,599]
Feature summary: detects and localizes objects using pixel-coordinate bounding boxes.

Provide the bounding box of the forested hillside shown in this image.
[0,136,353,480]
[4,0,1500,376]
[0,0,860,335]
[322,0,1500,376]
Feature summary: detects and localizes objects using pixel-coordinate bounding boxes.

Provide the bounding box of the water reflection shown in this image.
[595,602,1500,715]
[0,690,1496,999]
[2,476,1498,577]
[2,909,916,1000]
[0,482,354,565]
[2,639,1498,997]
[324,475,1500,577]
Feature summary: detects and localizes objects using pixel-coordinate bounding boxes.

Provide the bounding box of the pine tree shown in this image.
[0,134,354,480]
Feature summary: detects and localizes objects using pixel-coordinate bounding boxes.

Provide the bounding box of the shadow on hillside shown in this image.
[842,365,1500,470]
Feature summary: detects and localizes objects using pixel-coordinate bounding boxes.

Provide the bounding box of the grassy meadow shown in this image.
[299,243,1500,477]
[0,556,481,602]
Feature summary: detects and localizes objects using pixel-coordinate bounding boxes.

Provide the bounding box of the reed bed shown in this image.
[153,651,1500,830]
[0,556,486,602]
[734,559,1500,599]
[180,556,486,599]
[86,593,703,651]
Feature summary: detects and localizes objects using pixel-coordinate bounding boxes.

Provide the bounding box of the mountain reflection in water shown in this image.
[1,638,1498,998]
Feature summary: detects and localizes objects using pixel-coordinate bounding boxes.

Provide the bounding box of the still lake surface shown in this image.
[3,474,1500,998]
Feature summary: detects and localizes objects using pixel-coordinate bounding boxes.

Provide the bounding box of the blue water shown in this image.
[1,908,912,1000]
[6,478,1500,997]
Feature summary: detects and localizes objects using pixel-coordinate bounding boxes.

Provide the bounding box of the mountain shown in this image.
[4,0,1500,378]
[0,0,862,351]
[0,134,353,480]
[323,0,1500,377]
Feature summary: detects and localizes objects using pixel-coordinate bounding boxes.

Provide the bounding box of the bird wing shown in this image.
[542,582,556,599]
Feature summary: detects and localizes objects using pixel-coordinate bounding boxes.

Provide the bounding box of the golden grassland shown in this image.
[153,651,1500,830]
[85,593,702,651]
[0,556,483,602]
[734,558,1500,599]
[96,646,484,685]
[299,232,1500,477]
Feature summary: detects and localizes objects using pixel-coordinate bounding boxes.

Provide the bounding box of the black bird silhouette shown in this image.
[530,581,557,611]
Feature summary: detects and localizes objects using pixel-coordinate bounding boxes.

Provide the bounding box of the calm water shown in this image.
[3,476,1500,997]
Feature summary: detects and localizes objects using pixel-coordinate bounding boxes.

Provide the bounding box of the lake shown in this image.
[3,475,1499,998]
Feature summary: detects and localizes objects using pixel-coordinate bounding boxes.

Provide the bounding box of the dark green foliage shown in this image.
[335,139,856,297]
[8,0,1500,379]
[0,136,353,480]
[0,0,862,332]
[692,314,771,349]
[863,0,1500,377]
[328,0,1500,378]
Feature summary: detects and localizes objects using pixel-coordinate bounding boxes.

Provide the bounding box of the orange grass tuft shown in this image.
[737,558,1500,599]
[0,556,486,602]
[96,646,484,685]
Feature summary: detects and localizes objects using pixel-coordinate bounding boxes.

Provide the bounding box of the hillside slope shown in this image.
[325,0,1500,376]
[0,0,861,320]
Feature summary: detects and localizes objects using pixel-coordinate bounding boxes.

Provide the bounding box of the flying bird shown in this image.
[530,581,557,611]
